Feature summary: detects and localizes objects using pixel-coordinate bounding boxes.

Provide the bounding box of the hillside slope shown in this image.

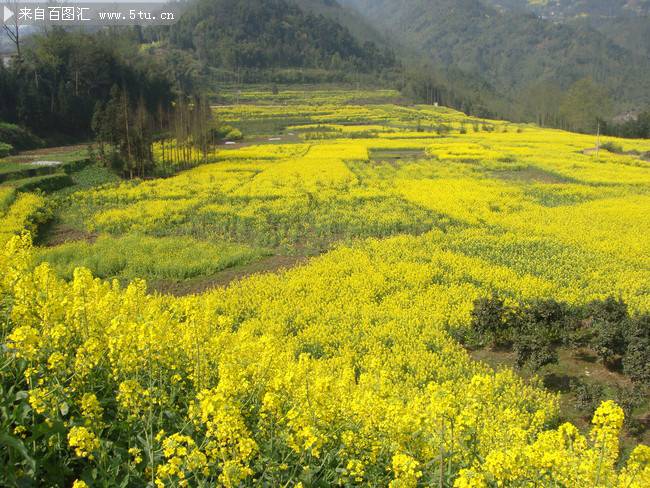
[340,0,650,107]
[167,0,395,72]
[293,0,394,48]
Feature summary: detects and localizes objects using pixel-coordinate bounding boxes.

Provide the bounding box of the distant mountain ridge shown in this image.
[483,0,650,20]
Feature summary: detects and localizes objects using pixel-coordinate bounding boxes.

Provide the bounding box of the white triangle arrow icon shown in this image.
[4,5,14,23]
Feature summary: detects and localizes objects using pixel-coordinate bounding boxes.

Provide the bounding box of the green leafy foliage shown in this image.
[0,29,174,140]
[470,295,510,346]
[586,297,629,368]
[623,314,650,386]
[12,174,74,194]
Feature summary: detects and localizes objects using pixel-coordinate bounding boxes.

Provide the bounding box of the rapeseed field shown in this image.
[1,90,649,486]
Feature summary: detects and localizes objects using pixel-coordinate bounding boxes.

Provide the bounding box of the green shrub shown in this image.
[509,299,568,371]
[470,294,510,346]
[225,128,243,141]
[14,174,74,193]
[0,122,43,150]
[587,297,628,368]
[601,141,624,154]
[623,314,650,386]
[515,299,570,342]
[0,142,13,157]
[572,379,604,418]
[514,333,558,371]
[212,124,244,141]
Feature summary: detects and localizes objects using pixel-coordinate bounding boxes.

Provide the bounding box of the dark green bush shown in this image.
[211,124,244,141]
[623,314,650,386]
[508,299,570,371]
[586,297,628,368]
[572,379,604,418]
[516,299,570,342]
[601,141,624,154]
[586,297,628,323]
[514,333,558,371]
[470,294,510,346]
[14,174,74,193]
[0,122,43,150]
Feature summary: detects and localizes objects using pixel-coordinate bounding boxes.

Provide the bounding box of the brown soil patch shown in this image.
[493,166,572,184]
[148,254,308,296]
[40,223,97,247]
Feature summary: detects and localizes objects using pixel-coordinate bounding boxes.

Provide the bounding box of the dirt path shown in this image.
[39,223,97,247]
[148,254,309,296]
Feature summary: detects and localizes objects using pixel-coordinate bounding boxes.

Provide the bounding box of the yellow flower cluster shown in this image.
[0,193,50,245]
[156,433,208,487]
[454,402,648,487]
[68,426,100,459]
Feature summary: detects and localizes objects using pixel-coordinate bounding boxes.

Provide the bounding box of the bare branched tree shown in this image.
[2,0,20,57]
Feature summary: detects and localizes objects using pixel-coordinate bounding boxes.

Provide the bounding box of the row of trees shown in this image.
[0,29,175,140]
[601,109,650,139]
[518,78,612,134]
[403,65,618,135]
[92,88,220,178]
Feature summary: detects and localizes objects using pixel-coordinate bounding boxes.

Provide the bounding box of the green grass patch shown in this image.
[54,163,120,195]
[37,233,270,282]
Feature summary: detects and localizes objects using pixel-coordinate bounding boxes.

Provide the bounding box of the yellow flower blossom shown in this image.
[68,426,100,459]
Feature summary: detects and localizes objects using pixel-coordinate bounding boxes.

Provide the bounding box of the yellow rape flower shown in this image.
[68,426,100,459]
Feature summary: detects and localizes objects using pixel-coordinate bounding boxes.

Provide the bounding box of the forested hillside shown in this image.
[165,0,395,72]
[574,15,650,59]
[484,0,650,59]
[341,0,650,116]
[0,30,174,140]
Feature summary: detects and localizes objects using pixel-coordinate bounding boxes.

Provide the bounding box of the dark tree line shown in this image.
[402,66,624,135]
[601,110,650,139]
[401,66,500,119]
[0,29,174,140]
[0,27,221,178]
